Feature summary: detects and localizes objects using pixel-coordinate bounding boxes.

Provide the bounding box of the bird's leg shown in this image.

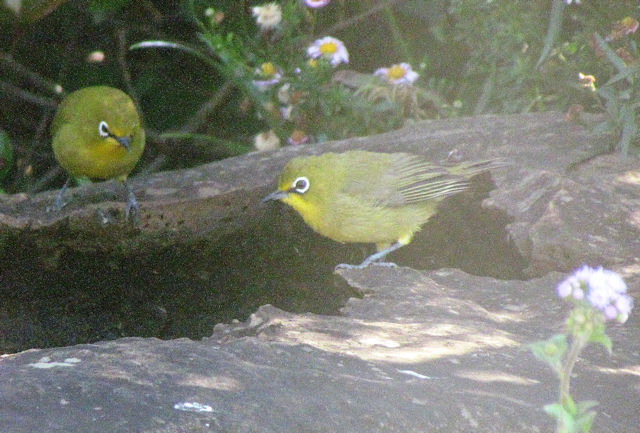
[123,180,139,224]
[47,177,71,212]
[335,241,404,270]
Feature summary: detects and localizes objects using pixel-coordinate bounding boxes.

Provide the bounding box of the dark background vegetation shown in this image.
[0,0,638,195]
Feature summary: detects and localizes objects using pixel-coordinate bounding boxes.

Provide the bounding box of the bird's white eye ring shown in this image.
[98,121,110,138]
[292,176,309,194]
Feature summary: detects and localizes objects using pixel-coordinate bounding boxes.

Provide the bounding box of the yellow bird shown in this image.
[263,150,504,269]
[50,86,145,220]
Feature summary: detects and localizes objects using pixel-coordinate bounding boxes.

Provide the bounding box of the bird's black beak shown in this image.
[115,135,131,152]
[262,189,289,203]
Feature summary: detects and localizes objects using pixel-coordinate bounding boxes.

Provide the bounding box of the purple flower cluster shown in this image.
[557,265,633,323]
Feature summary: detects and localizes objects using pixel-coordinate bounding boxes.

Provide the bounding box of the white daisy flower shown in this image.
[374,63,419,85]
[307,36,349,67]
[252,3,282,31]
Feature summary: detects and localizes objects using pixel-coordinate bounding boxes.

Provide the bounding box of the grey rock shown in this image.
[1,268,638,432]
[1,112,639,432]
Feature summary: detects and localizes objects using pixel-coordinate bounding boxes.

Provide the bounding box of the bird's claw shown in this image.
[124,181,139,225]
[47,178,71,213]
[46,198,68,213]
[125,201,139,225]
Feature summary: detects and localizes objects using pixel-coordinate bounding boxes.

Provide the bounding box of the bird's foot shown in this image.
[125,200,139,225]
[46,196,68,213]
[124,181,139,225]
[46,179,71,212]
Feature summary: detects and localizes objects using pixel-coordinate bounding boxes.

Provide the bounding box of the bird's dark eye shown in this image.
[292,176,310,194]
[98,121,110,138]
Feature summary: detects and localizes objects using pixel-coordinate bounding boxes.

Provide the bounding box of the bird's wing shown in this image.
[341,153,470,207]
[389,153,471,205]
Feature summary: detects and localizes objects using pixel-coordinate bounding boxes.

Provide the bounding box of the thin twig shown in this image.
[116,27,144,125]
[180,80,234,133]
[27,108,58,193]
[0,80,58,109]
[0,52,64,96]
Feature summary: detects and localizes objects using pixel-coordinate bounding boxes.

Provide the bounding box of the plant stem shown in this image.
[0,52,64,97]
[558,333,589,432]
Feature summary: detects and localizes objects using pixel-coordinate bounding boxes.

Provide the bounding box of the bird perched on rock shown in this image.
[50,86,145,221]
[263,150,504,269]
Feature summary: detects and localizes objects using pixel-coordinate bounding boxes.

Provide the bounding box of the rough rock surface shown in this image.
[1,268,638,432]
[1,112,639,432]
[0,111,636,276]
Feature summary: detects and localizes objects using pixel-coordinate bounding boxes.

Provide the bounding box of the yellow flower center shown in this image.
[261,62,276,77]
[387,65,406,80]
[320,42,338,55]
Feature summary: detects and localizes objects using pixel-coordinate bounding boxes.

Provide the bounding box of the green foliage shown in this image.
[588,32,640,155]
[565,306,612,353]
[2,0,639,196]
[531,328,603,432]
[527,333,567,376]
[544,399,597,433]
[393,0,640,153]
[528,266,632,433]
[0,130,14,191]
[133,1,408,146]
[536,0,567,70]
[425,0,553,114]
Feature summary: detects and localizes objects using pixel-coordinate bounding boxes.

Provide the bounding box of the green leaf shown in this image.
[588,327,612,353]
[619,105,637,156]
[0,129,14,181]
[527,334,567,373]
[574,401,598,433]
[535,0,566,70]
[595,85,617,103]
[604,63,640,87]
[592,33,629,76]
[600,91,621,119]
[129,40,219,70]
[575,410,596,433]
[544,403,576,433]
[575,400,598,415]
[564,42,578,55]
